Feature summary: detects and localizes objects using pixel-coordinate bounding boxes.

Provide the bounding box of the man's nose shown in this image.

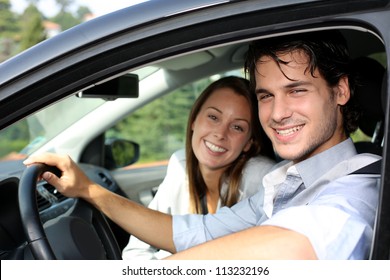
[271,95,293,122]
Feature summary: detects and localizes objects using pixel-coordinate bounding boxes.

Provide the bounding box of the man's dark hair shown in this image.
[245,30,359,135]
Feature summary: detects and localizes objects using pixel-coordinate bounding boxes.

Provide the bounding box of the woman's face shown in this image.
[191,87,253,173]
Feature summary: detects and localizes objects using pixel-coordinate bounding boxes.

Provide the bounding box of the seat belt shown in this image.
[350,159,382,175]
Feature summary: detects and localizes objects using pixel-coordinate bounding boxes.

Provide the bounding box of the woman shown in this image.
[122,76,275,259]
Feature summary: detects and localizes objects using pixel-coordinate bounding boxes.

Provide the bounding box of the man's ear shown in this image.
[336,76,350,106]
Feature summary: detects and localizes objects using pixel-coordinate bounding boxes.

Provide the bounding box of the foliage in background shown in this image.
[0,0,19,59]
[19,3,46,50]
[0,120,29,157]
[0,0,91,61]
[51,0,80,30]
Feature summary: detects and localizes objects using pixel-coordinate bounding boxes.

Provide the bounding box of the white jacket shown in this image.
[122,149,275,259]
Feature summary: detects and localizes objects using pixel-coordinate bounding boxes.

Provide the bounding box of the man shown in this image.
[24,30,381,259]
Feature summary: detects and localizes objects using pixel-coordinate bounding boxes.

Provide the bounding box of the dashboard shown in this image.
[0,160,126,260]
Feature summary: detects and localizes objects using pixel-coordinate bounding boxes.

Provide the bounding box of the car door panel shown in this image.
[110,165,167,206]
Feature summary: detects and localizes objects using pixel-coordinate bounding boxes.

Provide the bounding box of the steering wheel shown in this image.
[18,163,122,260]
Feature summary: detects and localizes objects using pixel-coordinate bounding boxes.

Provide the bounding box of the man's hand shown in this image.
[24,153,93,199]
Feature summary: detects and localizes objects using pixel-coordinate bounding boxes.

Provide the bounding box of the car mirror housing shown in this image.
[104,138,140,169]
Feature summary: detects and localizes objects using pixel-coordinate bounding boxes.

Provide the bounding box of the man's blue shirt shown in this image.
[172,138,381,259]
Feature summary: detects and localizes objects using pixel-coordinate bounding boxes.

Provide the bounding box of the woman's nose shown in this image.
[213,124,228,140]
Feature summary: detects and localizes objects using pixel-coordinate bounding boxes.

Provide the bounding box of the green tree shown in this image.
[56,0,74,12]
[76,5,92,21]
[0,0,20,61]
[0,0,19,36]
[19,3,46,51]
[51,0,80,30]
[0,120,30,157]
[51,12,80,30]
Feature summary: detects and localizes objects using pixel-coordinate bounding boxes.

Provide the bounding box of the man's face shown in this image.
[255,50,350,163]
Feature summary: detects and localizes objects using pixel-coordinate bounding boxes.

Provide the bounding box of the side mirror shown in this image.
[104,138,140,169]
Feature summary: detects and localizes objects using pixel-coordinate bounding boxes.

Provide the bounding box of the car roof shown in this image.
[0,0,310,84]
[1,0,384,86]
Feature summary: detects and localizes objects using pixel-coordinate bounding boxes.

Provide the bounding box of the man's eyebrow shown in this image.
[284,81,312,88]
[255,81,313,94]
[255,88,271,95]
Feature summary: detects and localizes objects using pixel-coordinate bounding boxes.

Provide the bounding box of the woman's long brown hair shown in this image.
[185,76,273,214]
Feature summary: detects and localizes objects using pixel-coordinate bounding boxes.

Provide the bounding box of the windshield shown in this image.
[0,96,105,160]
[0,66,158,162]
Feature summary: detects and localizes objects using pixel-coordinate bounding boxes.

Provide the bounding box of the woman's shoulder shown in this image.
[237,155,276,198]
[170,149,186,163]
[167,149,186,170]
[241,155,276,182]
[245,155,276,169]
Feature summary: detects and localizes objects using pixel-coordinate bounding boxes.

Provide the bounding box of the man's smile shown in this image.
[275,124,304,136]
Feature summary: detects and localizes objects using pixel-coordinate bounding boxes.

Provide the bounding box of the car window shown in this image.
[0,96,105,160]
[106,71,244,167]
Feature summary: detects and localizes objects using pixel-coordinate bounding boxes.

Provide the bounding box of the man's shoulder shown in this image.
[344,153,382,175]
[317,153,382,185]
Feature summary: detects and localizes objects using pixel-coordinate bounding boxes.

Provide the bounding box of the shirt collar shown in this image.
[295,138,357,187]
[262,138,357,217]
[265,138,357,188]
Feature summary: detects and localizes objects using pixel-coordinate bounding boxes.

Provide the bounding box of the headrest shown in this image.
[351,57,385,136]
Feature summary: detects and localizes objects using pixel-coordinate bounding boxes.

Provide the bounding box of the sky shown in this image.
[10,0,148,17]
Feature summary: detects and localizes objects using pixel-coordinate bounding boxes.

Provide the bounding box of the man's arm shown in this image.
[85,184,176,253]
[166,225,317,259]
[23,153,177,254]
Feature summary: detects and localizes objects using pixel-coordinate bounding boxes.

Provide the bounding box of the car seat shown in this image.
[352,56,386,155]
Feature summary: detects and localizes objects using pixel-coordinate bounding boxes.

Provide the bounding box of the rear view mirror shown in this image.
[77,73,139,100]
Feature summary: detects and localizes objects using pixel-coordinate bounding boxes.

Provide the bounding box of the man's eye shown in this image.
[257,93,272,101]
[291,89,306,95]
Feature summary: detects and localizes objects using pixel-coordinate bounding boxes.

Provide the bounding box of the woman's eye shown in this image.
[232,125,245,132]
[208,114,217,121]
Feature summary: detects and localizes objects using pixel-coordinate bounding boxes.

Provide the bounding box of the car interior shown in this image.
[353,56,386,155]
[0,23,388,259]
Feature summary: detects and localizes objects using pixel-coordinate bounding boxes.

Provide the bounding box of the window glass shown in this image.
[0,96,104,159]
